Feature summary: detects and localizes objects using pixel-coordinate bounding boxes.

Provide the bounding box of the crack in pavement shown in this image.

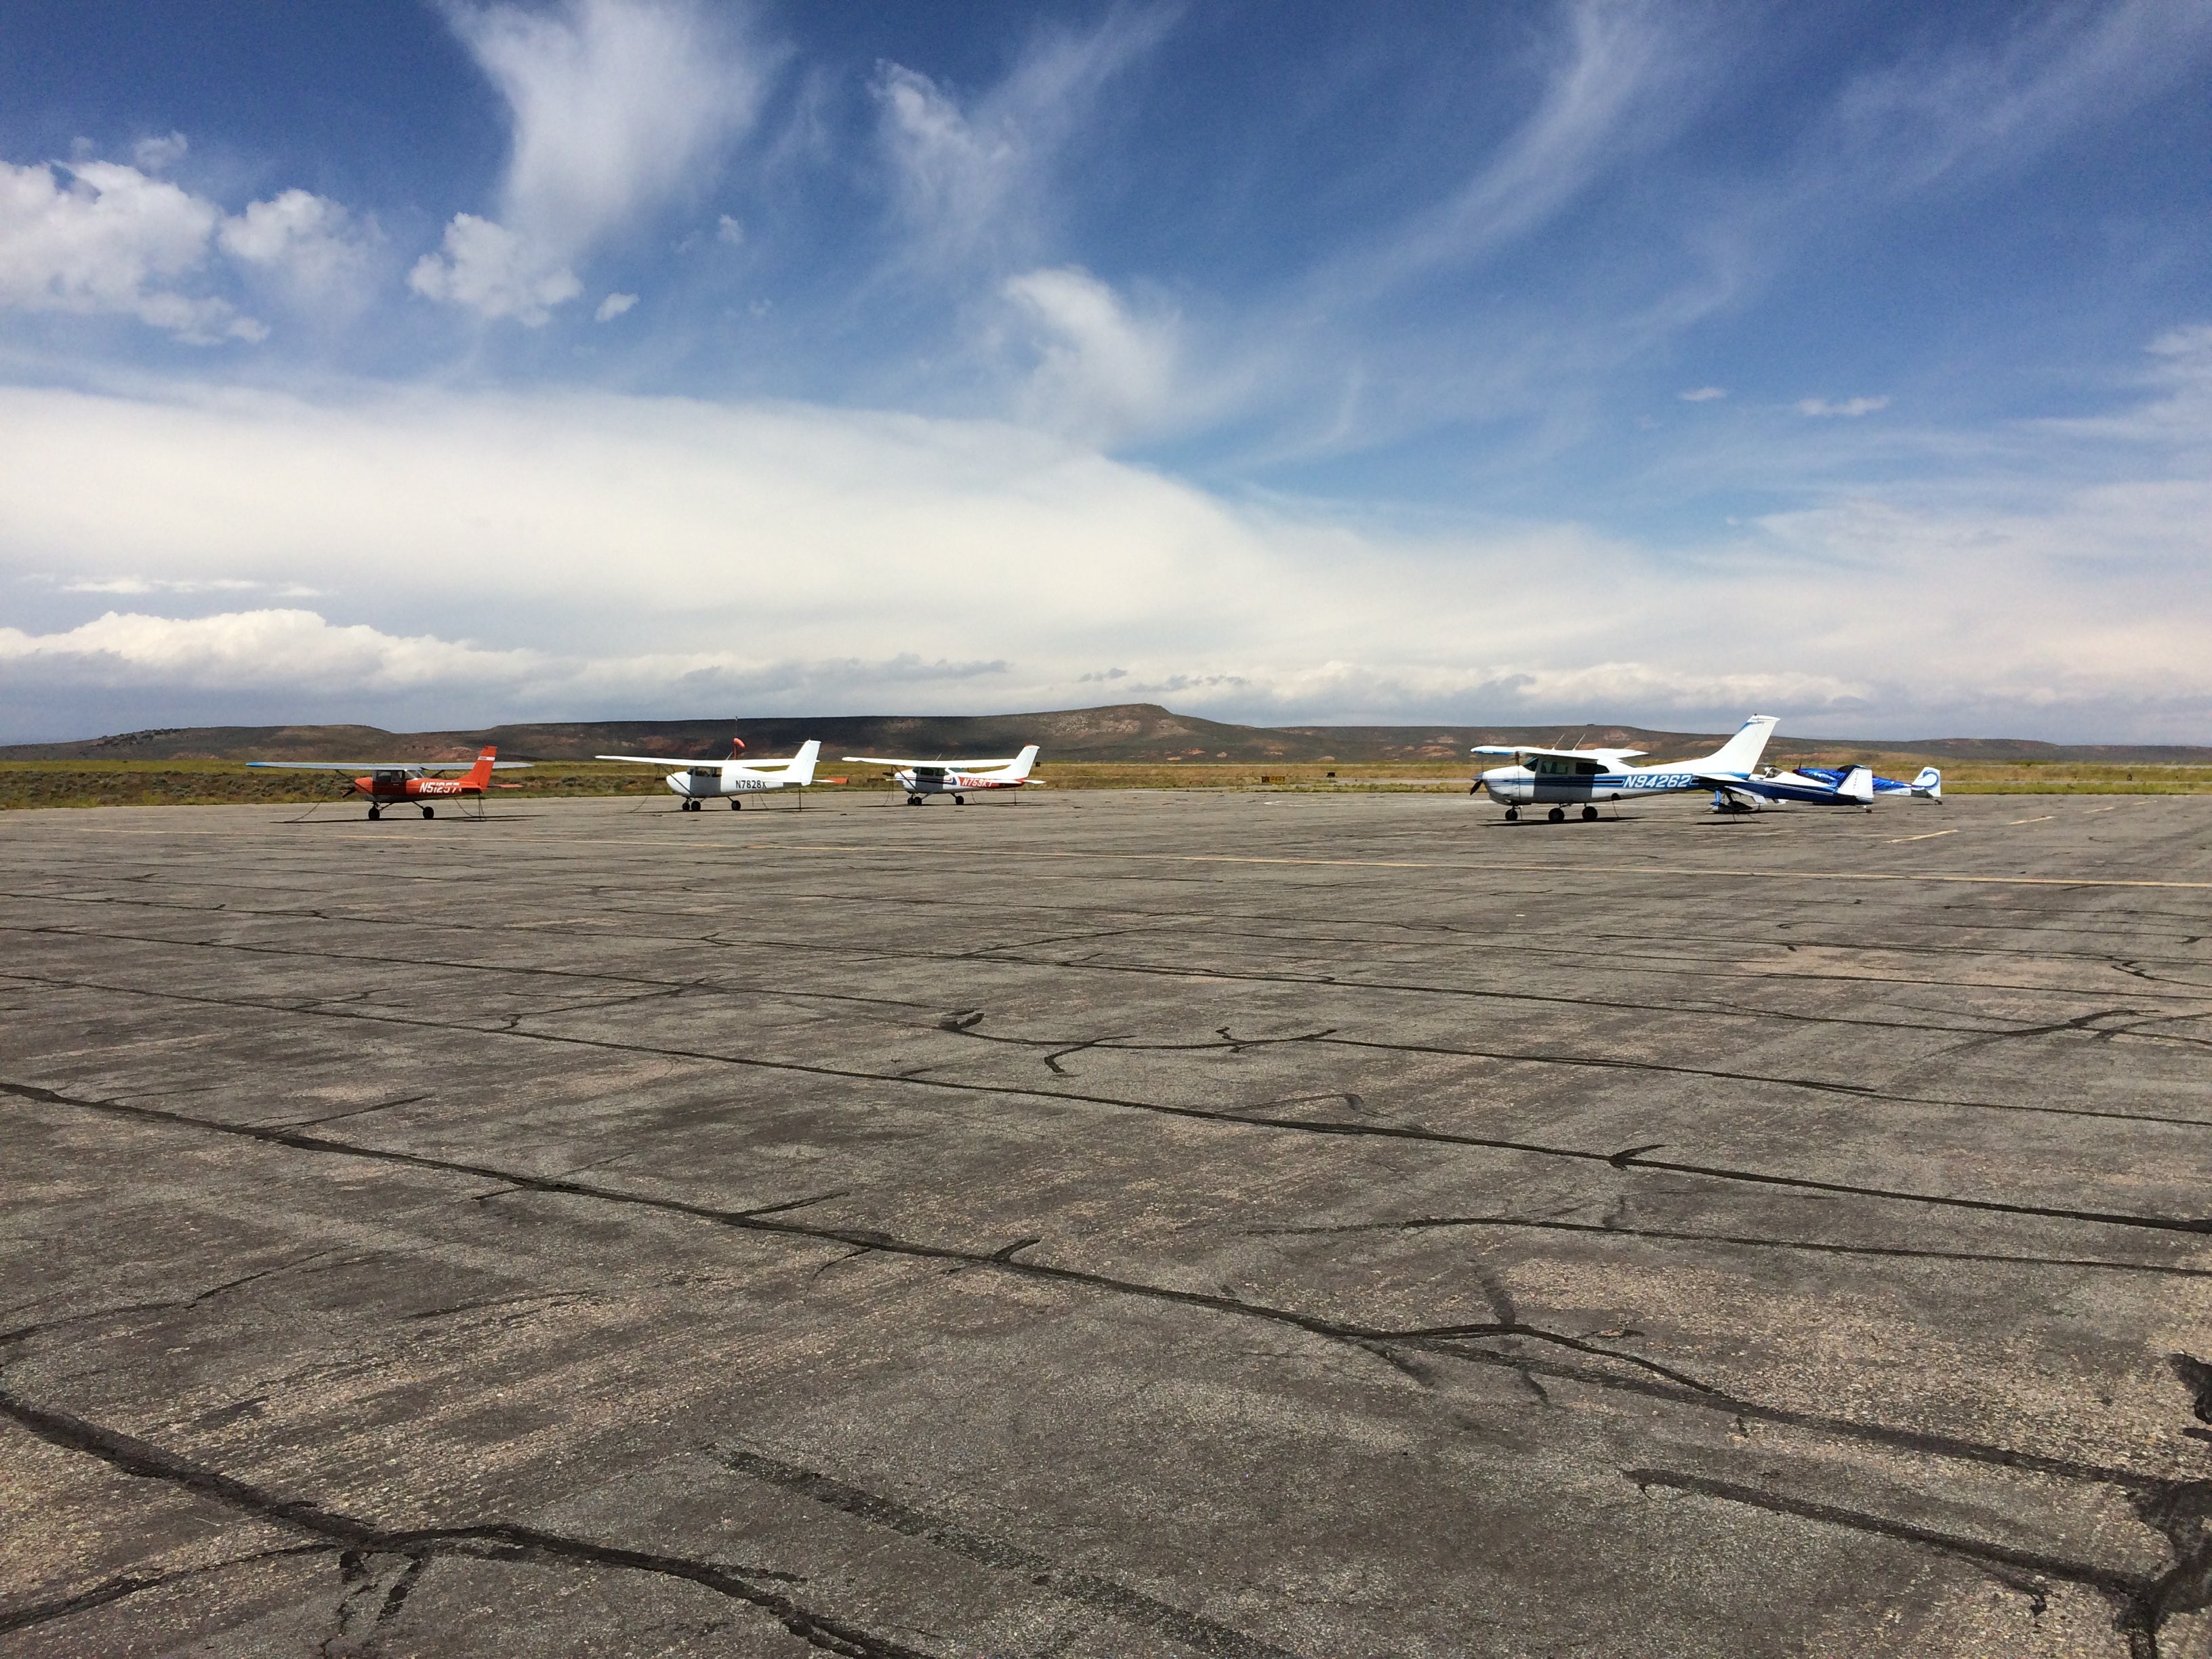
[933,1012,2212,1130]
[712,1445,1310,1659]
[10,977,2211,1241]
[24,912,2206,1053]
[0,1077,2175,1497]
[0,1384,937,1658]
[0,1544,334,1636]
[0,1079,1719,1397]
[1626,1465,2212,1659]
[1256,1213,2212,1279]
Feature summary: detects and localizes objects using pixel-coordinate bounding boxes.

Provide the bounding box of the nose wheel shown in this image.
[907,795,923,806]
[367,806,380,820]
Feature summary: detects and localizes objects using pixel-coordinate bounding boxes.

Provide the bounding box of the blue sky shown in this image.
[3,0,2209,741]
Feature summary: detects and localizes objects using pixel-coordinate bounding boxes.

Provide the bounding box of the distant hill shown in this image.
[3,704,2207,766]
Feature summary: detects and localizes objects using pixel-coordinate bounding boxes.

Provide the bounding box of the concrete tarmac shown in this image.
[2,789,2209,1658]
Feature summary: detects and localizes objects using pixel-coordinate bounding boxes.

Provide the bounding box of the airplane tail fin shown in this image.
[463,746,497,790]
[1840,764,1875,804]
[1008,745,1040,780]
[1691,715,1778,775]
[1910,766,1942,800]
[787,739,821,785]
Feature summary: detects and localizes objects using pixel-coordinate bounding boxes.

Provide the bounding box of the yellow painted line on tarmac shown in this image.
[2008,815,2057,825]
[1884,829,1959,844]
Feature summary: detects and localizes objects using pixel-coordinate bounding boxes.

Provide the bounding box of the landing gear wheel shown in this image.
[1504,806,1518,821]
[954,795,966,806]
[422,806,434,819]
[367,806,380,821]
[1547,806,1565,823]
[730,799,741,811]
[1580,804,1598,821]
[907,796,922,806]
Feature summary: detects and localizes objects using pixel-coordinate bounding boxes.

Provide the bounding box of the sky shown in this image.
[2,0,2210,743]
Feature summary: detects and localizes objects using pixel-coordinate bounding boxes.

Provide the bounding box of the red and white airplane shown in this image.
[248,746,530,819]
[843,745,1040,806]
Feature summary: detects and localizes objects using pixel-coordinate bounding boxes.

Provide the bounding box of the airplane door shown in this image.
[913,766,947,793]
[687,766,720,797]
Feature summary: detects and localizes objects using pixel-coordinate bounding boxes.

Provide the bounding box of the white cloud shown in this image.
[2,364,2210,742]
[0,157,261,342]
[1002,266,1179,447]
[874,10,1171,267]
[415,0,774,322]
[594,290,638,321]
[0,149,373,340]
[218,188,377,303]
[51,575,319,598]
[1333,1,1704,299]
[1678,386,1725,402]
[131,132,189,173]
[0,609,535,692]
[1797,395,1889,417]
[408,213,583,325]
[716,213,744,245]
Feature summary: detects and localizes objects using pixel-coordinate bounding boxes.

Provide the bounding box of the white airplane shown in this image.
[596,738,823,811]
[842,745,1040,806]
[1473,716,1779,821]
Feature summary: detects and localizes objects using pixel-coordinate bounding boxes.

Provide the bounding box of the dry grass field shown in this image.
[3,755,2209,810]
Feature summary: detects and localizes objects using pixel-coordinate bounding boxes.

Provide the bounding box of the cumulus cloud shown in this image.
[218,188,378,304]
[594,291,638,321]
[0,157,258,342]
[0,150,372,341]
[409,214,581,325]
[1797,395,1889,417]
[0,609,535,692]
[131,132,190,173]
[1002,266,1180,447]
[413,0,774,323]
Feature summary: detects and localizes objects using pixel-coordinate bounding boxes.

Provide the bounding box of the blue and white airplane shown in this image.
[1473,716,1779,821]
[1797,764,1943,802]
[1708,764,1877,813]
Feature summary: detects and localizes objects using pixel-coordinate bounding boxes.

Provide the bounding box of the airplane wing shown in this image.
[595,754,729,766]
[1471,745,1646,762]
[843,755,1025,769]
[247,760,531,771]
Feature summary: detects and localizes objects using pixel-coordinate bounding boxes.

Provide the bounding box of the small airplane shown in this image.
[594,738,825,811]
[1473,716,1778,821]
[1797,763,1942,802]
[842,744,1040,805]
[1707,763,1877,813]
[247,746,529,819]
